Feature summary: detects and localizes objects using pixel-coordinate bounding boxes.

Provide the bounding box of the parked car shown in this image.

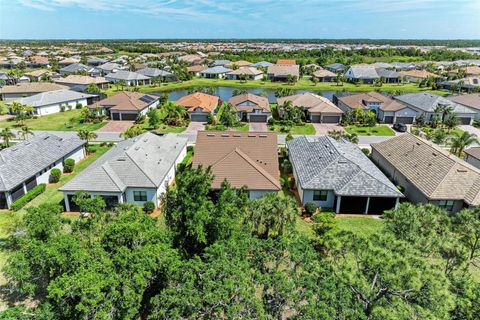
[393,123,407,132]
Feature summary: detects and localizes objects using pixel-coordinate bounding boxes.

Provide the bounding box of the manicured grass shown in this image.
[345,124,395,136]
[154,124,187,133]
[269,123,316,135]
[0,109,106,131]
[103,77,449,97]
[336,217,384,237]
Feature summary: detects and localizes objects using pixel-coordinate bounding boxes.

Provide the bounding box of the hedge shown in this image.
[11,183,46,211]
[64,158,75,173]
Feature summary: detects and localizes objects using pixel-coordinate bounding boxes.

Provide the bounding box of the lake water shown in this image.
[152,87,342,103]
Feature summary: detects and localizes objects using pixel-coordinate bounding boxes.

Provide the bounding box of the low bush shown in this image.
[143,201,155,214]
[10,184,46,211]
[76,103,83,109]
[304,202,318,216]
[49,168,61,183]
[63,158,75,173]
[361,148,370,156]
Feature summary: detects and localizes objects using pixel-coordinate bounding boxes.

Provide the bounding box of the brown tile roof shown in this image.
[59,57,80,64]
[192,131,281,190]
[186,65,208,72]
[0,82,67,94]
[29,56,49,64]
[399,69,439,79]
[448,93,480,111]
[227,67,263,76]
[465,147,480,160]
[176,92,219,113]
[54,75,109,86]
[338,91,408,112]
[276,59,296,65]
[92,91,159,112]
[227,60,252,67]
[372,133,480,205]
[228,93,270,112]
[277,92,343,114]
[313,68,337,78]
[24,69,50,77]
[464,66,480,76]
[267,64,300,78]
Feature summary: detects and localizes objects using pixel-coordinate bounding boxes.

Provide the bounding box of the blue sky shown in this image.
[1,0,479,39]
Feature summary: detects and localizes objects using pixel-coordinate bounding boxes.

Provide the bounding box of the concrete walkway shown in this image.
[96,121,134,133]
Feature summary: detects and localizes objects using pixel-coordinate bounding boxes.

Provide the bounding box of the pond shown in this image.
[152,86,343,103]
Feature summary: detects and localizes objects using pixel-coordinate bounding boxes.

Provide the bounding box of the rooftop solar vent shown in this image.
[221,134,229,137]
[207,133,215,137]
[259,134,267,138]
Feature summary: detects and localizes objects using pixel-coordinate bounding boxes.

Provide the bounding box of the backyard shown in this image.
[345,124,396,136]
[0,109,106,131]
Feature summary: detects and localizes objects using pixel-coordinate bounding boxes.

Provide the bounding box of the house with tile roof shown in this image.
[199,66,233,79]
[228,93,271,122]
[313,68,337,82]
[287,135,403,214]
[8,89,97,116]
[325,63,346,73]
[447,93,480,119]
[53,75,110,90]
[59,63,91,76]
[226,67,264,80]
[399,69,441,82]
[277,92,343,123]
[464,147,480,169]
[176,92,220,122]
[336,91,416,124]
[60,132,188,211]
[344,65,379,84]
[90,91,159,121]
[394,92,477,125]
[0,133,86,209]
[105,70,151,86]
[192,131,281,199]
[371,133,480,213]
[267,64,300,81]
[136,67,176,81]
[0,82,68,100]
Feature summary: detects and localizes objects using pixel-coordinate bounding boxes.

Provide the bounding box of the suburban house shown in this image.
[251,61,273,68]
[344,65,379,83]
[226,67,264,80]
[325,63,346,73]
[186,65,208,76]
[277,92,344,123]
[18,76,30,84]
[9,89,97,116]
[228,93,271,122]
[287,136,403,214]
[313,68,337,82]
[178,54,204,65]
[192,131,281,198]
[176,92,219,122]
[28,56,49,68]
[58,57,80,67]
[267,64,300,81]
[371,133,480,213]
[375,68,401,83]
[60,133,188,211]
[441,77,480,92]
[464,147,480,169]
[209,60,231,67]
[59,63,91,76]
[97,62,124,75]
[399,69,440,82]
[0,133,86,210]
[53,75,110,91]
[90,91,159,121]
[0,82,67,100]
[391,62,417,71]
[105,70,151,86]
[87,57,108,66]
[226,60,252,68]
[136,67,176,81]
[336,91,417,124]
[199,66,233,79]
[394,92,477,125]
[24,69,51,82]
[447,93,480,119]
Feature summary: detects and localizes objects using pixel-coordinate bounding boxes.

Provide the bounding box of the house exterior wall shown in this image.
[124,187,158,205]
[302,189,335,208]
[465,154,480,169]
[35,98,88,116]
[336,100,355,113]
[36,146,86,184]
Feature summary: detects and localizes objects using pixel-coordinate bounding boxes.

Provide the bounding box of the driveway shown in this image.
[97,121,134,133]
[185,121,205,134]
[312,123,345,135]
[249,122,268,132]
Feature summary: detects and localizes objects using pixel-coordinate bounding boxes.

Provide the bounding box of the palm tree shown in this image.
[449,131,479,157]
[77,129,98,152]
[0,128,16,147]
[163,102,188,126]
[20,126,33,140]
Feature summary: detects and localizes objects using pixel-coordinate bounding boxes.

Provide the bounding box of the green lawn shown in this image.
[345,124,395,136]
[0,109,106,131]
[154,124,187,133]
[269,123,315,135]
[336,217,384,237]
[103,77,449,97]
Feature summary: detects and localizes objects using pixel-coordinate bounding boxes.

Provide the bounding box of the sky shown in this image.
[0,0,479,40]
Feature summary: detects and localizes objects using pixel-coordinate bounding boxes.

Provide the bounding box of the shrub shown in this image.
[304,202,318,216]
[49,168,61,183]
[361,148,370,156]
[10,184,46,211]
[281,159,292,174]
[63,158,75,173]
[59,105,66,112]
[76,103,83,109]
[143,201,155,214]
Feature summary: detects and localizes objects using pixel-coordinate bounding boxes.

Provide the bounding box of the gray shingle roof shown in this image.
[345,66,379,79]
[59,63,89,73]
[12,89,96,108]
[375,68,400,78]
[136,67,175,78]
[287,136,403,197]
[200,66,232,74]
[394,92,477,114]
[251,61,273,68]
[0,133,85,191]
[105,70,150,81]
[60,133,188,193]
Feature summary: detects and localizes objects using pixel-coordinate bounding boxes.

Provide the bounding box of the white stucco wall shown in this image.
[124,187,158,205]
[36,146,85,184]
[302,189,335,208]
[36,98,88,116]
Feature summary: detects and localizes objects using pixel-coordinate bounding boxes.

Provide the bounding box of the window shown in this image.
[313,190,328,201]
[438,200,455,212]
[133,191,147,202]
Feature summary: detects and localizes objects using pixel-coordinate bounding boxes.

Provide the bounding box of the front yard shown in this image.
[345,124,396,136]
[268,123,316,135]
[0,109,106,131]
